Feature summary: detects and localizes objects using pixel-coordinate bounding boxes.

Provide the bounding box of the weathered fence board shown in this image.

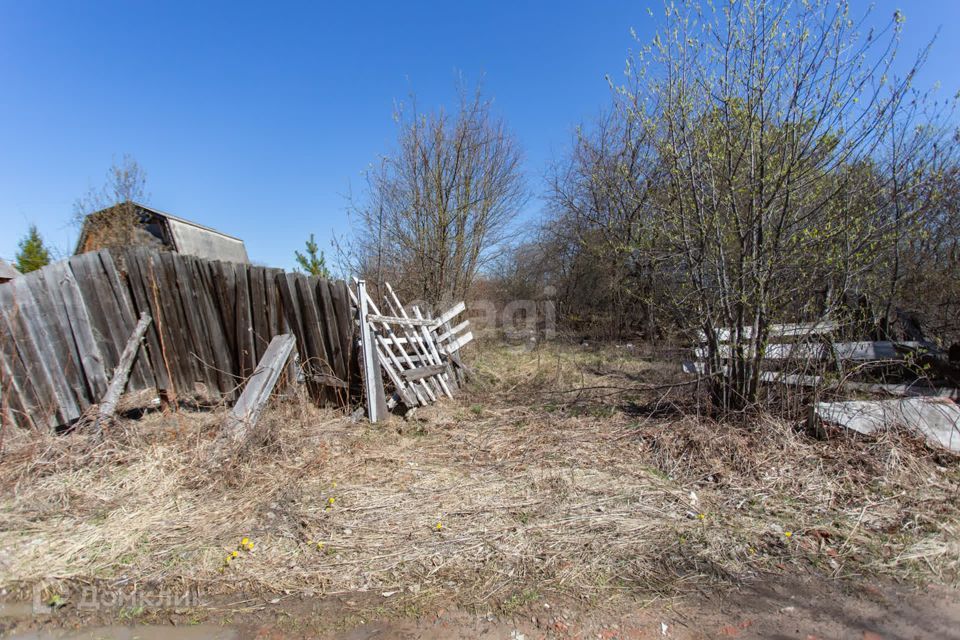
[9,276,80,424]
[122,250,169,391]
[1,248,358,430]
[101,251,153,390]
[216,333,297,451]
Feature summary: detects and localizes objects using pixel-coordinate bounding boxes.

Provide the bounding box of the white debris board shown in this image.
[815,398,960,454]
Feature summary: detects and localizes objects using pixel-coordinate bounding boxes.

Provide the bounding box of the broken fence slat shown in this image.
[218,333,296,446]
[373,344,417,407]
[442,331,474,354]
[402,364,448,382]
[349,283,432,406]
[378,335,429,347]
[435,320,470,345]
[408,304,454,399]
[833,341,926,361]
[302,372,349,388]
[384,284,446,400]
[436,301,466,327]
[694,342,829,360]
[366,313,439,328]
[683,360,960,399]
[95,312,152,430]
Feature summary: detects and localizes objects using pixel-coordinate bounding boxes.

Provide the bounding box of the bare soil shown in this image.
[3,574,960,639]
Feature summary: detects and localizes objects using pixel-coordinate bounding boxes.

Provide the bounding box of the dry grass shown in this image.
[1,340,958,612]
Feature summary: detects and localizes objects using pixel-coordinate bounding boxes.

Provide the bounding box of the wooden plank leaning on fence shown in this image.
[214,333,297,455]
[94,312,153,433]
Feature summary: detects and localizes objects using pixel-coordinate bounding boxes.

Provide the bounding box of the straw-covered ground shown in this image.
[1,340,959,634]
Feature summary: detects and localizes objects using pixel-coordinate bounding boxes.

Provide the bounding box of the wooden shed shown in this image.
[76,202,249,264]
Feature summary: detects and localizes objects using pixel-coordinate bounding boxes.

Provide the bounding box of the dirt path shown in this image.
[4,575,959,639]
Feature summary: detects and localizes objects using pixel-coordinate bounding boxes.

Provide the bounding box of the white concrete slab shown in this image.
[816,397,960,453]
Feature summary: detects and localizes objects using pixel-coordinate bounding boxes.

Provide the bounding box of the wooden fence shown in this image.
[0,247,357,430]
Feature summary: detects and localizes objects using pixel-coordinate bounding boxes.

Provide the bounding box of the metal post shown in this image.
[357,280,384,422]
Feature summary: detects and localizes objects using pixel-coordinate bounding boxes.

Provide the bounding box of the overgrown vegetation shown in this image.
[3,1,959,630]
[488,1,960,411]
[349,82,528,306]
[0,342,956,611]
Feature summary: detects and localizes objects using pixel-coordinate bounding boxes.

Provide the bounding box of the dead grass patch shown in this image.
[0,341,957,612]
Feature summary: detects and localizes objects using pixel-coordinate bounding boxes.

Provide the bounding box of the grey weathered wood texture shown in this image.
[0,248,358,430]
[95,312,153,430]
[217,333,296,447]
[353,280,472,418]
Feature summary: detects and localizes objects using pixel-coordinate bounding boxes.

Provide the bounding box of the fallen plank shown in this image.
[402,363,448,382]
[301,372,349,388]
[682,360,959,398]
[694,341,930,362]
[699,321,838,343]
[217,334,296,448]
[366,313,439,328]
[844,381,960,399]
[814,397,960,454]
[833,341,926,361]
[95,312,152,432]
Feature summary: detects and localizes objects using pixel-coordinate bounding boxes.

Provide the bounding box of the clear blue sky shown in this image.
[1,1,958,271]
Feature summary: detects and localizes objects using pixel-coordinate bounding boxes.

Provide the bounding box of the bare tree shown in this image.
[74,155,149,254]
[351,84,527,305]
[543,107,664,339]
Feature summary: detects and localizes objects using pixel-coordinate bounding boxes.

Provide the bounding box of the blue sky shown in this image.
[1,1,958,271]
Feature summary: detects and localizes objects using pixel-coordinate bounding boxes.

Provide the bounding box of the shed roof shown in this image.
[135,203,249,264]
[77,202,250,264]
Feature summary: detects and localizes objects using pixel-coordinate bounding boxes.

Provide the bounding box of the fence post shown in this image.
[357,280,387,422]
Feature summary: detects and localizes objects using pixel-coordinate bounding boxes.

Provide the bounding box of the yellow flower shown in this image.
[435,522,443,531]
[784,531,793,538]
[332,482,337,488]
[697,513,706,520]
[327,497,336,505]
[246,542,255,551]
[241,537,250,547]
[231,550,239,558]
[316,541,324,550]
